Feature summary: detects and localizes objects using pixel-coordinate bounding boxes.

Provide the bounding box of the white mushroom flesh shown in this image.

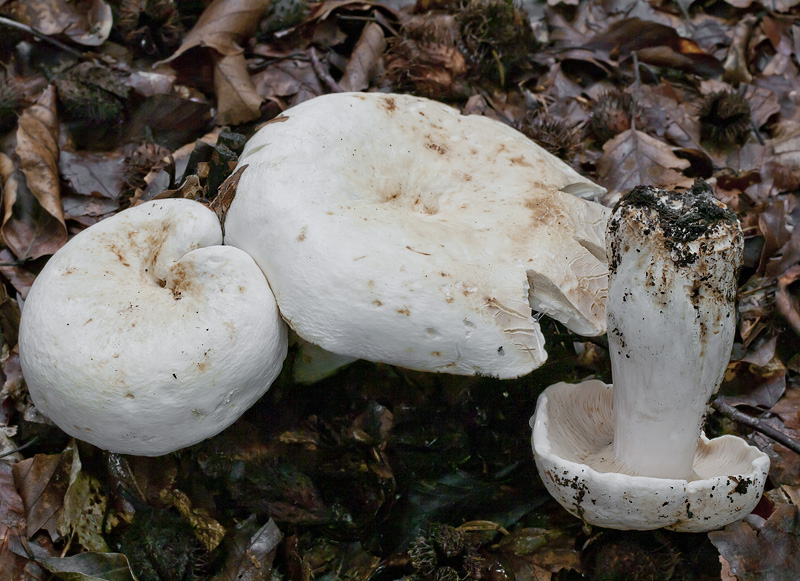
[19,199,288,456]
[606,183,743,479]
[226,92,610,378]
[532,380,769,532]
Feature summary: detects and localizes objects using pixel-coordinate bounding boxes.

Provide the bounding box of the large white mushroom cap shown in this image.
[531,380,769,532]
[225,92,610,378]
[19,199,288,456]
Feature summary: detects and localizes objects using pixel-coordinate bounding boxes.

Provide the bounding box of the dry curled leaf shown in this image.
[217,516,282,581]
[3,87,67,258]
[1,88,66,259]
[339,22,386,92]
[0,462,29,578]
[597,129,692,196]
[17,86,62,225]
[709,504,800,580]
[2,0,112,46]
[12,446,79,541]
[214,53,263,126]
[162,0,271,62]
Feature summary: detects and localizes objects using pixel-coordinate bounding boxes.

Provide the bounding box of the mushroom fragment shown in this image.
[225,92,611,378]
[19,199,288,456]
[531,182,769,531]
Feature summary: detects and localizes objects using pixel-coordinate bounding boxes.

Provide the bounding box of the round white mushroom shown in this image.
[530,182,769,531]
[19,199,288,456]
[225,92,610,378]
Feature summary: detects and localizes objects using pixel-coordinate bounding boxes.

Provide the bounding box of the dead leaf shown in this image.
[162,0,271,62]
[214,53,263,126]
[252,55,324,104]
[0,249,35,299]
[216,516,282,581]
[211,165,248,236]
[3,0,112,46]
[0,462,30,578]
[339,22,386,92]
[39,552,137,580]
[17,86,61,223]
[1,86,67,259]
[772,386,800,431]
[58,470,109,553]
[59,151,126,201]
[585,18,723,76]
[12,444,80,541]
[0,158,66,261]
[597,129,691,195]
[160,488,226,552]
[776,265,800,337]
[709,503,800,580]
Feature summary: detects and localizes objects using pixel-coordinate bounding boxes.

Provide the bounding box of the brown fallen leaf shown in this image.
[339,22,386,92]
[161,0,271,62]
[0,249,35,300]
[0,162,66,261]
[252,53,324,105]
[12,444,80,542]
[214,53,263,126]
[776,265,800,337]
[0,462,31,578]
[772,386,800,432]
[17,86,62,227]
[585,18,723,76]
[2,0,112,46]
[217,516,282,581]
[1,86,67,260]
[709,503,800,580]
[59,150,126,201]
[596,129,692,195]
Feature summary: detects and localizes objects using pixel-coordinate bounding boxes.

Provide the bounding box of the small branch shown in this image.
[712,399,800,456]
[0,436,39,459]
[0,16,84,58]
[310,48,342,93]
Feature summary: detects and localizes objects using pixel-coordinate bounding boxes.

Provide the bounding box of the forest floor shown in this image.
[0,0,800,579]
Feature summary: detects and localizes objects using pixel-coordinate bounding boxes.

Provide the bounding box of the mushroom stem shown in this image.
[606,182,743,479]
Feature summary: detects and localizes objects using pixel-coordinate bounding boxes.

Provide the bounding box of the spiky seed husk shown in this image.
[519,111,580,161]
[590,88,635,144]
[385,14,467,99]
[458,0,537,85]
[116,0,184,57]
[698,90,751,147]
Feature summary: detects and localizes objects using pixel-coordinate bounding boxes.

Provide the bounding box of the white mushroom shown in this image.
[225,92,610,378]
[531,182,769,531]
[19,199,288,456]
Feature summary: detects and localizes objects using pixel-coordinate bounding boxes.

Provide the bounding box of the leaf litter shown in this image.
[0,0,799,578]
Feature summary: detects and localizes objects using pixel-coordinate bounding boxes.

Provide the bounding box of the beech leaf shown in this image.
[214,53,263,126]
[161,0,271,62]
[4,0,112,46]
[339,22,386,92]
[709,504,800,580]
[597,129,692,195]
[39,552,137,581]
[0,462,29,578]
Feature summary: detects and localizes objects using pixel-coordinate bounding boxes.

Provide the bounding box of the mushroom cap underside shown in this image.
[19,199,288,456]
[226,92,610,379]
[530,380,769,532]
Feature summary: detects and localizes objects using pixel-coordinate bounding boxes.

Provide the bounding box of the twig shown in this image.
[0,16,85,58]
[712,399,800,456]
[0,435,40,459]
[310,48,342,93]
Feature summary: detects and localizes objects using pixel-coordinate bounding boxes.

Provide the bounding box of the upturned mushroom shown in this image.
[224,92,611,378]
[531,182,769,531]
[19,199,288,456]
